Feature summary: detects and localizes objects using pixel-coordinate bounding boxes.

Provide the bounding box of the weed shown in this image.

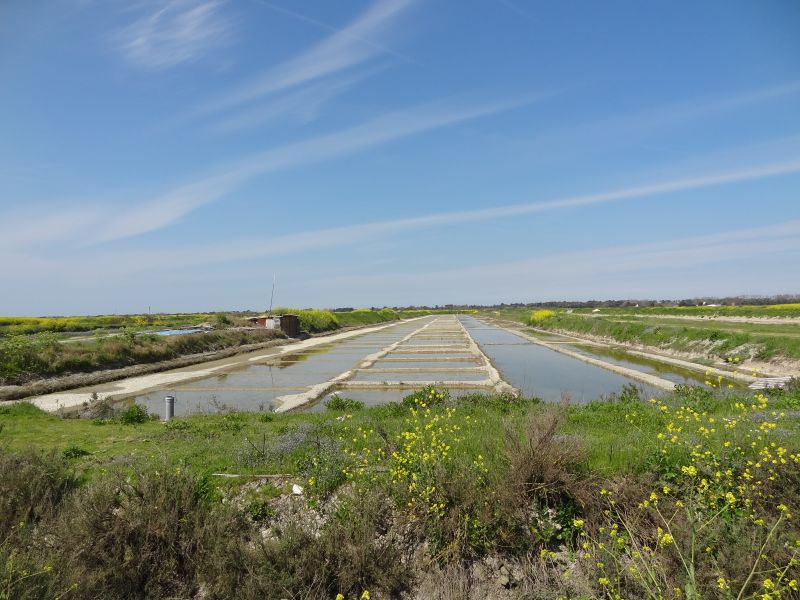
[495,409,588,551]
[0,451,78,540]
[529,309,556,325]
[243,484,280,522]
[119,404,149,425]
[325,395,365,411]
[61,445,90,459]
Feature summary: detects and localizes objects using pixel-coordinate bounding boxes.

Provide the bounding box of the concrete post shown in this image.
[164,395,175,421]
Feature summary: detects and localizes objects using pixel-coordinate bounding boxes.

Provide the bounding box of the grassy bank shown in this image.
[2,383,799,598]
[493,308,800,363]
[0,313,218,337]
[336,308,460,327]
[571,304,800,318]
[0,329,284,386]
[273,307,450,333]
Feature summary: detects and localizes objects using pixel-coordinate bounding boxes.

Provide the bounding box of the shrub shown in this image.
[401,385,449,408]
[272,307,340,333]
[0,451,78,541]
[235,493,411,599]
[61,445,90,459]
[673,383,717,411]
[119,404,150,424]
[494,409,588,552]
[242,484,280,522]
[529,309,556,325]
[325,395,365,412]
[40,469,251,600]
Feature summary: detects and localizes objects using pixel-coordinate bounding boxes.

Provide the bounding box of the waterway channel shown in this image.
[127,315,712,416]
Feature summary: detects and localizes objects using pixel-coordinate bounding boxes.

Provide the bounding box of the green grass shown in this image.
[571,303,800,318]
[0,313,219,337]
[2,384,800,598]
[271,306,456,332]
[334,308,465,327]
[0,329,283,386]
[488,307,800,362]
[3,386,797,481]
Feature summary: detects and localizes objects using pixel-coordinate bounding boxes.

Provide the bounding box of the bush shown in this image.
[494,409,588,552]
[120,404,150,424]
[529,309,556,325]
[235,493,411,599]
[61,445,90,459]
[0,451,78,541]
[325,395,365,411]
[401,385,449,408]
[272,307,340,333]
[41,469,251,599]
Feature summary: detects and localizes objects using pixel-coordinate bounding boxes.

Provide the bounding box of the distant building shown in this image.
[245,314,300,337]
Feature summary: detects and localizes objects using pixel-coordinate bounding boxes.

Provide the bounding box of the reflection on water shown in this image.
[459,316,662,403]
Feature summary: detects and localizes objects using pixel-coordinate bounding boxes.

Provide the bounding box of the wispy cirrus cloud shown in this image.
[70,155,800,272]
[295,220,800,304]
[529,81,800,153]
[88,94,534,244]
[113,0,234,70]
[207,65,385,133]
[196,0,415,116]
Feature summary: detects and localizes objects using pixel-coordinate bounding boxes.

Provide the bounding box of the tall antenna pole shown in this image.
[268,274,276,314]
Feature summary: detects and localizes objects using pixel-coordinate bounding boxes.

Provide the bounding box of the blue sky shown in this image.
[1,0,799,315]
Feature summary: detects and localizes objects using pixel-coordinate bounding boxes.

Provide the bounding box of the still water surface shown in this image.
[131,316,702,415]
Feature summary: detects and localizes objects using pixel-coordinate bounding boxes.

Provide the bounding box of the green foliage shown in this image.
[119,404,149,425]
[511,310,800,361]
[586,303,800,318]
[0,451,78,541]
[0,313,216,337]
[673,383,717,412]
[0,385,799,597]
[0,328,282,386]
[324,395,365,412]
[529,309,556,325]
[401,385,449,408]
[272,307,340,333]
[242,484,280,522]
[61,445,90,459]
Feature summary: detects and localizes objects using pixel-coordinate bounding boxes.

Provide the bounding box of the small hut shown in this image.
[245,314,300,337]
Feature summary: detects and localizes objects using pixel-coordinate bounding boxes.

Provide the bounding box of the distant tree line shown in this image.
[386,294,800,311]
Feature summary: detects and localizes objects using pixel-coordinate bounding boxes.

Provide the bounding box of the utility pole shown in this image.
[268,274,276,314]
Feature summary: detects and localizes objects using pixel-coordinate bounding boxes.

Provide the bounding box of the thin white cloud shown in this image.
[526,81,800,154]
[0,207,104,250]
[72,156,800,272]
[88,95,534,244]
[299,220,800,302]
[196,0,415,115]
[208,66,383,133]
[252,0,413,62]
[113,0,234,70]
